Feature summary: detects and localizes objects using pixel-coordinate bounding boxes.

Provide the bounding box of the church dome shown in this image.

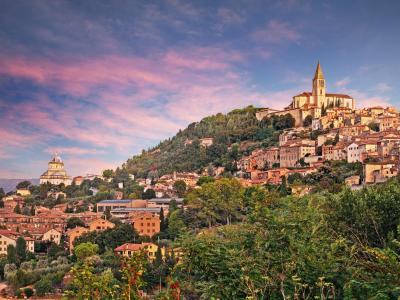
[51,153,63,163]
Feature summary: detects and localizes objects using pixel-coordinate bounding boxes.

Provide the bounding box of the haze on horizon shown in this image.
[0,0,399,178]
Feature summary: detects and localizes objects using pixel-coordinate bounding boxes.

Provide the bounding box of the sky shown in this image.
[0,0,400,178]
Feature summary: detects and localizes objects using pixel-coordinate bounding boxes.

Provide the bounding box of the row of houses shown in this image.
[239,106,400,185]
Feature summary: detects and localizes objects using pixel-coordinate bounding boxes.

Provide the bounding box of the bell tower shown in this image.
[312,62,326,107]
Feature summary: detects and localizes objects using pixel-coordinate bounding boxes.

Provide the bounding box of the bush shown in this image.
[14,289,22,298]
[24,287,33,298]
[34,277,53,297]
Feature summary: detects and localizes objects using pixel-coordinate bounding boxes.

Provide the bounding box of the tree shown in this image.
[104,207,112,220]
[368,122,380,132]
[24,287,33,298]
[142,188,156,199]
[74,242,99,260]
[160,207,166,232]
[168,209,186,240]
[30,205,35,216]
[34,278,53,297]
[173,180,187,197]
[7,245,16,264]
[66,217,85,229]
[74,224,139,254]
[0,199,4,208]
[186,178,244,227]
[102,169,114,180]
[303,115,313,127]
[279,176,291,196]
[120,253,147,299]
[0,188,4,199]
[333,131,340,145]
[16,180,31,190]
[197,176,215,186]
[16,237,26,262]
[14,203,21,214]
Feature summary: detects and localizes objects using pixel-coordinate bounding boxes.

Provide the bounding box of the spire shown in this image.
[313,61,324,80]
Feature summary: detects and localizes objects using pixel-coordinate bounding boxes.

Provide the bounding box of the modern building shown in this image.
[96,199,144,213]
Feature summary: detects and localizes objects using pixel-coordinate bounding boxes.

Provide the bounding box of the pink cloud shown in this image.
[45,147,106,156]
[251,20,301,44]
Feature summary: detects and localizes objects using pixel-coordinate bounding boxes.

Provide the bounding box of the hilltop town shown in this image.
[0,63,399,298]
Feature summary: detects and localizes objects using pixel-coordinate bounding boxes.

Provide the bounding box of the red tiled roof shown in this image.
[295,92,352,99]
[114,242,153,252]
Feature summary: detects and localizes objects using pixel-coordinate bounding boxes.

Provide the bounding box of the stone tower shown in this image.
[312,62,326,107]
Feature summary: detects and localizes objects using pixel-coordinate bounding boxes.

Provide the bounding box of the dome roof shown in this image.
[51,153,63,163]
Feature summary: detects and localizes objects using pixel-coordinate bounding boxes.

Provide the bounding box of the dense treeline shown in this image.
[60,177,400,299]
[123,107,295,178]
[170,178,400,299]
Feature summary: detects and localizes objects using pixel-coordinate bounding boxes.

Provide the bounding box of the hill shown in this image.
[122,106,294,178]
[0,178,39,193]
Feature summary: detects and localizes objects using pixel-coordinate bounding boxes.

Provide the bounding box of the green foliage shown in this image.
[15,237,26,263]
[186,178,244,228]
[142,188,156,199]
[368,121,380,132]
[7,245,17,264]
[66,263,121,299]
[123,106,278,178]
[173,180,187,197]
[102,169,114,179]
[66,217,85,229]
[197,176,215,186]
[74,242,99,261]
[14,204,21,214]
[270,113,295,130]
[303,115,313,127]
[23,287,33,298]
[167,209,187,240]
[74,224,140,253]
[16,180,31,190]
[179,196,353,299]
[326,181,400,247]
[34,277,53,297]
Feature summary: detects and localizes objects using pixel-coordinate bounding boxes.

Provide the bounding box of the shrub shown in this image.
[24,287,33,298]
[14,289,22,298]
[34,277,53,297]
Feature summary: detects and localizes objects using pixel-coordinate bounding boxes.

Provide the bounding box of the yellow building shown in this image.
[0,230,34,255]
[16,189,31,196]
[262,63,355,127]
[292,62,355,110]
[66,226,89,253]
[40,154,72,186]
[42,228,62,245]
[114,242,165,261]
[88,218,115,231]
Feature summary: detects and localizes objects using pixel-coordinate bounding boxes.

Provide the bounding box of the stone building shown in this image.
[40,154,72,186]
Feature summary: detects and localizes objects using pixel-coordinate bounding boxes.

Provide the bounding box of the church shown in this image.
[256,62,355,126]
[291,62,355,111]
[40,154,72,186]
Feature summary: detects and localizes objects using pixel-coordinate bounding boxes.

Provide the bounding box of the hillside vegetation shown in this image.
[123,106,291,178]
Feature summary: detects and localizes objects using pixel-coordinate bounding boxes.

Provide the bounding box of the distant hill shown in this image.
[0,178,39,193]
[122,106,285,178]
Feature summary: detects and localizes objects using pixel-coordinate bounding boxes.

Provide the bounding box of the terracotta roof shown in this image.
[294,92,353,99]
[114,242,153,252]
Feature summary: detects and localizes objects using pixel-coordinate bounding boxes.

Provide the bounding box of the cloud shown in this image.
[338,88,391,108]
[373,82,392,93]
[335,77,350,87]
[45,147,107,156]
[251,20,301,44]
